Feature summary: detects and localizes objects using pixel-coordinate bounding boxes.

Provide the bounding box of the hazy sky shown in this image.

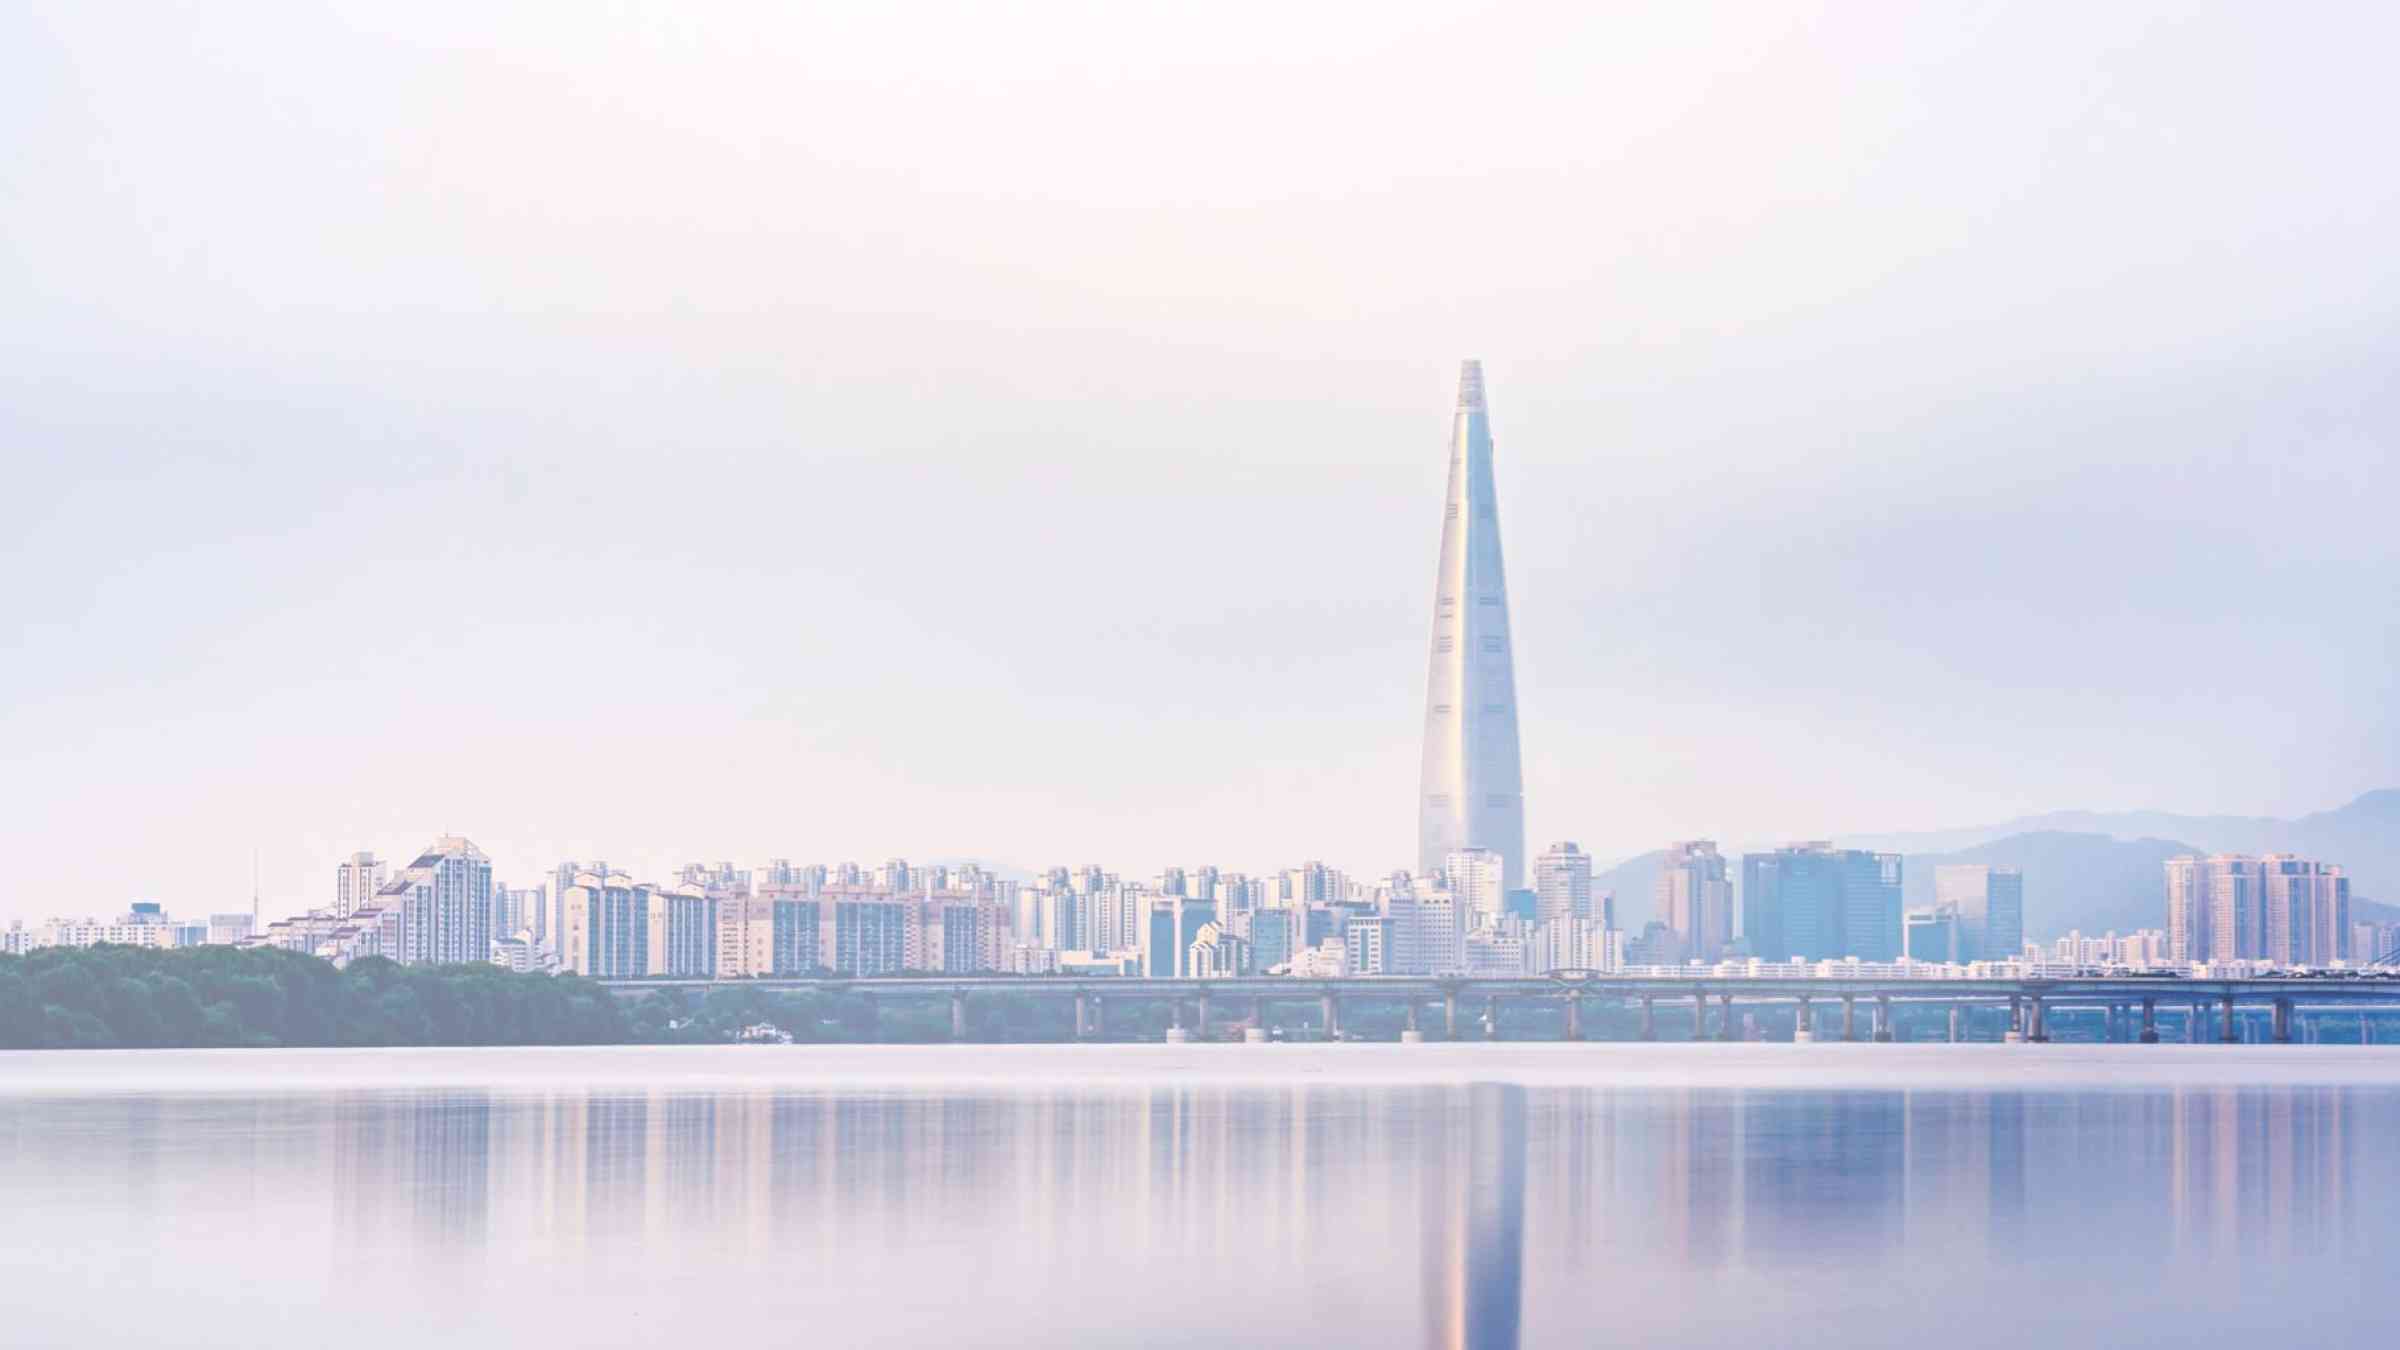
[4,2,2395,919]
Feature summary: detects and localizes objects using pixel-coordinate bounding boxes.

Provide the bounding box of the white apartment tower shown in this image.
[378,836,494,967]
[1533,842,1594,924]
[1445,848,1508,926]
[334,852,386,920]
[2170,854,2349,965]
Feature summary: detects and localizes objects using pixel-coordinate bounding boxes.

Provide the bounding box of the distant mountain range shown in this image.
[1595,790,2399,941]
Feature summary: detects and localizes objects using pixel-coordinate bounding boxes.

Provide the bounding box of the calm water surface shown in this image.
[2,1044,2392,1349]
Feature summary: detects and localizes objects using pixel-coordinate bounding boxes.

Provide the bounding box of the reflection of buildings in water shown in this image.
[1423,1084,1525,1350]
[1739,1091,1907,1266]
[1898,1091,2026,1261]
[2169,1086,2350,1259]
[1645,1089,1744,1272]
[293,1070,2366,1340]
[329,1090,493,1250]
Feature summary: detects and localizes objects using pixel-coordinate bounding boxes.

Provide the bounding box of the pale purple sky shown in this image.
[3,2,2395,918]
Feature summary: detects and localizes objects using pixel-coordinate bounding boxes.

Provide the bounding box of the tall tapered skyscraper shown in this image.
[1418,360,1526,892]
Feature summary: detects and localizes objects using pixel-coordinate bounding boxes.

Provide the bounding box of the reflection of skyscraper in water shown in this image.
[1422,1084,1524,1350]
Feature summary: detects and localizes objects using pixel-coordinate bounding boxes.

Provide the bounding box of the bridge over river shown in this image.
[599,973,2400,1044]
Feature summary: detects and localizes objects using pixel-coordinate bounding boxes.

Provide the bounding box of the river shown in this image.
[2,1043,2391,1348]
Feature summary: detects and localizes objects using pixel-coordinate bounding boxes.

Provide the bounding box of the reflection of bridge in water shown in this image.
[604,973,2400,1043]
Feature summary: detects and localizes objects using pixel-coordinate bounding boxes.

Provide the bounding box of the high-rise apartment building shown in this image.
[376,836,494,967]
[1657,840,1734,962]
[556,874,714,978]
[712,894,778,978]
[2263,855,2349,966]
[1533,842,1594,924]
[2164,855,2211,963]
[334,852,385,920]
[1742,843,1902,963]
[1187,921,1249,978]
[492,884,545,943]
[1279,862,1349,907]
[2167,854,2348,965]
[1417,360,1527,892]
[1383,874,1463,976]
[1445,848,1507,926]
[1934,864,2024,963]
[1530,915,1617,974]
[1345,917,1393,976]
[549,859,605,963]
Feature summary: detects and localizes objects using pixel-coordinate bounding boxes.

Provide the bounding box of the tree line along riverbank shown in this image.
[0,946,1115,1049]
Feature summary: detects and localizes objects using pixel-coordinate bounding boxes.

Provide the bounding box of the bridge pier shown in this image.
[1873,995,1893,1042]
[1320,991,1341,1041]
[2004,996,2023,1044]
[2140,997,2158,1043]
[1719,992,1737,1041]
[1841,995,1857,1043]
[1793,996,1814,1044]
[2219,993,2240,1044]
[950,990,968,1041]
[1443,989,1459,1040]
[1403,999,1424,1044]
[1089,995,1106,1041]
[1639,996,1656,1042]
[1484,994,1500,1040]
[1563,993,1584,1042]
[1245,995,1268,1043]
[1947,1004,1961,1043]
[1196,992,1212,1037]
[2027,995,2048,1042]
[1165,996,1189,1044]
[2272,997,2293,1044]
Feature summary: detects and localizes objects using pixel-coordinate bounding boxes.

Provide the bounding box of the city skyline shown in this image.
[8,9,2399,1350]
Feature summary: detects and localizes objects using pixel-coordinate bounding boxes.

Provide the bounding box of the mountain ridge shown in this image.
[1591,789,2396,942]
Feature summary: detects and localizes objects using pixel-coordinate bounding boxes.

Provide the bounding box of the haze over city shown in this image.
[4,2,2395,921]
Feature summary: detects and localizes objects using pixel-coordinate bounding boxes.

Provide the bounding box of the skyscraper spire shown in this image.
[1418,359,1527,891]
